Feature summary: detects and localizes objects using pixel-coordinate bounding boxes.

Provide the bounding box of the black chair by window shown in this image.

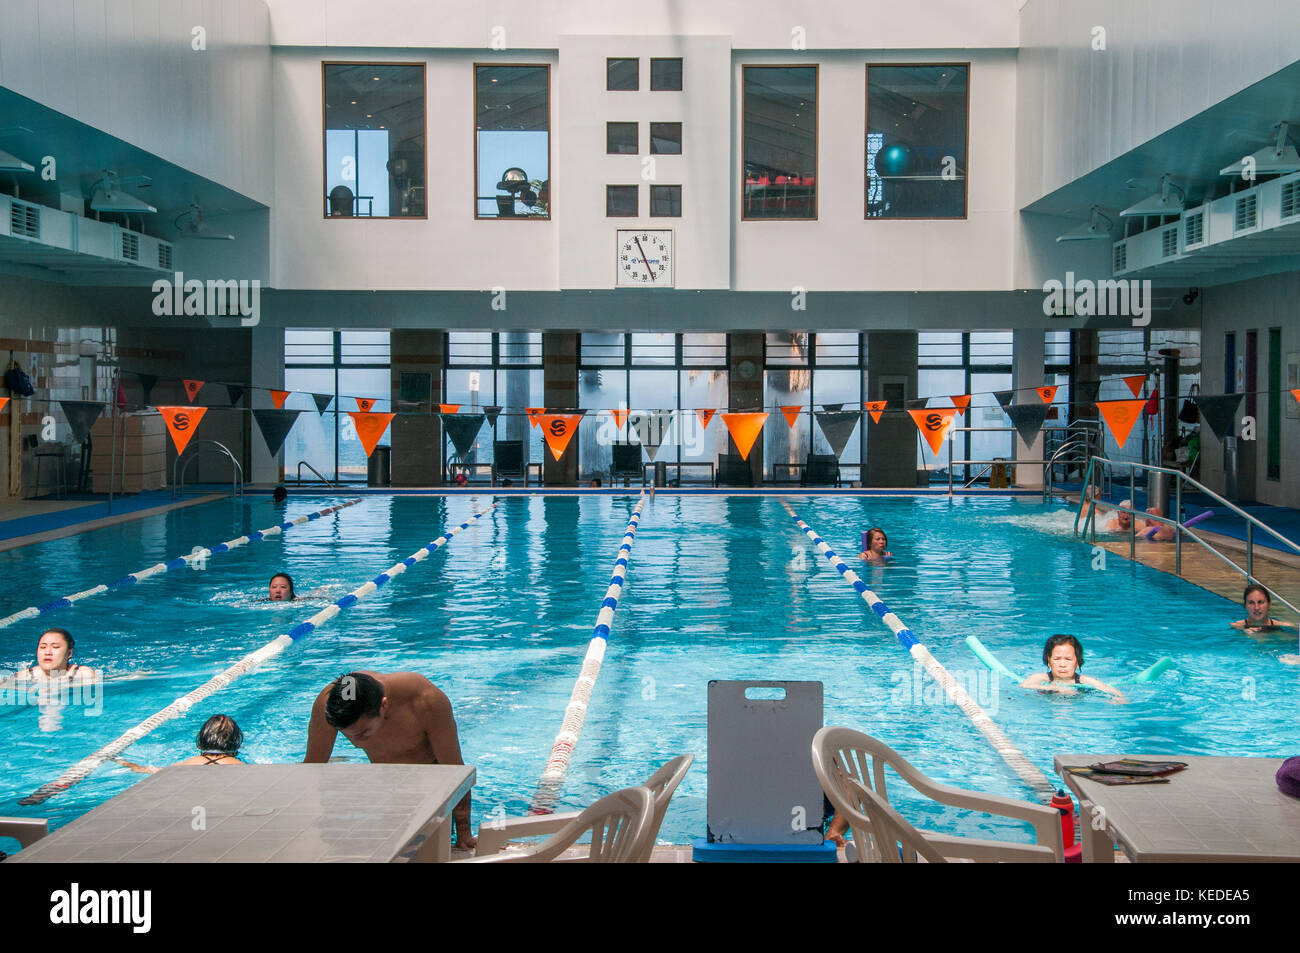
[493,439,528,486]
[328,185,355,217]
[800,453,842,488]
[714,453,755,487]
[610,444,645,487]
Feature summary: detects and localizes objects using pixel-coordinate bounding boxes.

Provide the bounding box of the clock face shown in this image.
[616,229,673,287]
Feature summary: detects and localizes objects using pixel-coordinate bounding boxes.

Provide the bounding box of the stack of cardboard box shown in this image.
[90,411,167,493]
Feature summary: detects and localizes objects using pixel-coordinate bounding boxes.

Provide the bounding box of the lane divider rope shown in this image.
[531,491,648,813]
[0,498,364,631]
[19,503,496,805]
[780,500,1056,800]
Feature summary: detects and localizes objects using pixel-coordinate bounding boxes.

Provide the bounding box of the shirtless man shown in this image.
[1104,499,1134,533]
[304,671,475,849]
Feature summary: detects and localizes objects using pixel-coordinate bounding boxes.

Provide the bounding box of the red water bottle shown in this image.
[1051,788,1082,863]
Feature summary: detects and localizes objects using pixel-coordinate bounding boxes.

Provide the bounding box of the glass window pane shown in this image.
[650,58,682,91]
[631,332,675,366]
[579,367,628,480]
[443,368,494,468]
[743,66,816,219]
[682,333,726,365]
[499,331,542,365]
[866,64,967,219]
[284,367,338,479]
[606,185,638,217]
[814,332,860,366]
[476,65,550,219]
[650,185,681,217]
[606,122,638,155]
[680,369,728,475]
[764,369,810,480]
[582,333,626,366]
[649,122,682,155]
[811,368,862,465]
[495,367,543,461]
[337,368,391,479]
[448,331,493,365]
[285,329,335,364]
[1045,330,1071,366]
[969,331,1012,366]
[341,330,390,364]
[765,332,809,366]
[607,58,638,91]
[918,331,962,366]
[969,372,1013,475]
[630,369,677,462]
[323,63,425,218]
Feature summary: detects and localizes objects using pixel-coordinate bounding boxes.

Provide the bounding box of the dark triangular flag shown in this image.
[59,400,105,444]
[442,413,486,460]
[821,402,844,413]
[225,384,245,407]
[483,406,502,428]
[1195,394,1243,440]
[313,393,333,415]
[137,372,159,406]
[994,390,1015,415]
[906,397,930,410]
[631,410,675,461]
[1006,403,1050,445]
[1077,380,1101,404]
[813,410,861,459]
[252,409,302,456]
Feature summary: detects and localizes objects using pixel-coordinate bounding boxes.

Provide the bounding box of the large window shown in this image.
[763,333,865,482]
[865,64,968,219]
[743,66,817,220]
[475,65,550,219]
[323,63,425,218]
[444,332,544,470]
[917,331,1010,480]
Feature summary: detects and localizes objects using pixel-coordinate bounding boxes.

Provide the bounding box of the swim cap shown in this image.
[1278,756,1300,799]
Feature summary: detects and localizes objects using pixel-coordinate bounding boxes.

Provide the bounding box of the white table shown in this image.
[12,764,474,863]
[1054,753,1300,863]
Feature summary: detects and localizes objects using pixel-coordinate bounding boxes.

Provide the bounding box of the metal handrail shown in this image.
[1076,455,1300,618]
[173,440,244,498]
[296,460,340,489]
[1043,437,1091,502]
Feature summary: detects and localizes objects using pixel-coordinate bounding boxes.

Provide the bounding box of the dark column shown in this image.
[543,332,578,485]
[390,331,444,486]
[865,331,918,487]
[728,332,764,483]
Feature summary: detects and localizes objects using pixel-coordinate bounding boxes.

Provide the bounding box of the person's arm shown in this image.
[1229,620,1246,630]
[303,687,338,763]
[113,757,159,774]
[420,687,474,849]
[1080,674,1127,702]
[1019,673,1048,689]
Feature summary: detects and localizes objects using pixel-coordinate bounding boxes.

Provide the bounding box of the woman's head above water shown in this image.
[269,573,296,601]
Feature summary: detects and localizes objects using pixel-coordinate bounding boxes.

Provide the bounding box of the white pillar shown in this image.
[1012,328,1044,488]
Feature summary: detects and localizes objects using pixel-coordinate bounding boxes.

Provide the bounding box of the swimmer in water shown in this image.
[1104,500,1134,533]
[273,485,288,503]
[269,573,296,601]
[1230,584,1298,635]
[117,714,245,774]
[1141,506,1176,541]
[12,629,98,683]
[859,527,892,565]
[1020,634,1125,700]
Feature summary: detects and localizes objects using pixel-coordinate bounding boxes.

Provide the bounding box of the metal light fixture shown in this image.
[1121,174,1185,216]
[1220,122,1300,176]
[1055,206,1113,242]
[89,171,156,214]
[173,203,233,240]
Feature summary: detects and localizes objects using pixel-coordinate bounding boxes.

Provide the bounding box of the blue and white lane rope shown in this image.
[20,504,497,805]
[531,492,648,813]
[780,501,1055,800]
[0,498,364,631]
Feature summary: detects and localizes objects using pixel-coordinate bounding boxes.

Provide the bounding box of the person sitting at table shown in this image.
[1020,634,1126,701]
[303,671,476,850]
[116,714,245,774]
[1231,584,1299,635]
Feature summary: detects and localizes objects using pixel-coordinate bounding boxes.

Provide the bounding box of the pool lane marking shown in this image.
[531,491,648,814]
[0,498,365,631]
[19,503,497,806]
[780,500,1056,800]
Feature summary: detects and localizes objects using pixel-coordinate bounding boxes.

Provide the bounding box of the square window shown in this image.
[607,58,638,91]
[649,122,682,155]
[650,58,683,91]
[475,65,550,219]
[606,185,638,217]
[650,185,681,217]
[743,66,817,220]
[606,122,638,155]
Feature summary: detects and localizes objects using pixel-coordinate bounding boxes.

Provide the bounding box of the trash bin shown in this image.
[654,461,667,487]
[367,445,391,487]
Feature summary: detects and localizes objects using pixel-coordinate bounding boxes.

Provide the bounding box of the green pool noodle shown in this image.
[965,635,1025,682]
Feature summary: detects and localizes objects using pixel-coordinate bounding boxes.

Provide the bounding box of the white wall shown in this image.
[0,0,273,205]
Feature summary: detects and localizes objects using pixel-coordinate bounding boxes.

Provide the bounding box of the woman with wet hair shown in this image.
[1231,584,1298,634]
[117,714,245,773]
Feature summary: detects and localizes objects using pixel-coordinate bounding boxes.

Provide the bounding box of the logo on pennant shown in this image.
[347,412,395,456]
[537,414,582,460]
[696,408,716,430]
[864,400,887,423]
[907,408,957,455]
[1036,385,1059,404]
[950,394,971,416]
[356,397,376,412]
[439,403,461,415]
[1096,399,1146,449]
[271,389,290,409]
[721,412,768,461]
[1123,375,1146,398]
[183,379,204,402]
[157,406,208,455]
[527,407,545,428]
[780,405,802,428]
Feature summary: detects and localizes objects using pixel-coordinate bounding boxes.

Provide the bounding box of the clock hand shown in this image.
[633,236,657,282]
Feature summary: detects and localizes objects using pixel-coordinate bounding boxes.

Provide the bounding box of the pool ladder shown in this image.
[173,440,244,498]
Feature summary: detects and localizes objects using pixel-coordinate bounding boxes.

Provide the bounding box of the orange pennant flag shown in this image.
[950,394,971,416]
[356,397,376,412]
[271,389,290,409]
[1123,375,1146,398]
[157,406,208,455]
[610,408,629,432]
[696,408,716,429]
[0,397,8,414]
[907,408,958,455]
[780,405,802,428]
[720,412,769,461]
[183,379,204,402]
[1096,399,1147,449]
[1292,388,1300,407]
[347,412,396,457]
[1036,385,1059,404]
[537,414,583,461]
[526,407,545,428]
[439,403,461,415]
[864,400,888,423]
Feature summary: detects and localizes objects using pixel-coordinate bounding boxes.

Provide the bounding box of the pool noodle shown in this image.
[1128,657,1174,683]
[1143,508,1213,539]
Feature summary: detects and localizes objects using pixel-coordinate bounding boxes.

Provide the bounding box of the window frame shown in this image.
[606,57,639,91]
[650,57,683,91]
[606,184,639,218]
[649,121,683,155]
[741,64,819,222]
[473,62,552,222]
[649,184,682,218]
[606,121,639,155]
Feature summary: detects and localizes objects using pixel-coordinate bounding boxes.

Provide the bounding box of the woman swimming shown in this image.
[15,628,97,683]
[859,527,892,565]
[1230,584,1298,634]
[117,714,245,774]
[1020,634,1125,700]
[269,573,296,601]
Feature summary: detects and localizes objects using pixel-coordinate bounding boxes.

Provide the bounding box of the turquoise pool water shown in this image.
[2,493,1297,848]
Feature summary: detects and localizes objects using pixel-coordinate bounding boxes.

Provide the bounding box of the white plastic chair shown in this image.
[458,786,654,864]
[474,754,693,861]
[812,726,1062,862]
